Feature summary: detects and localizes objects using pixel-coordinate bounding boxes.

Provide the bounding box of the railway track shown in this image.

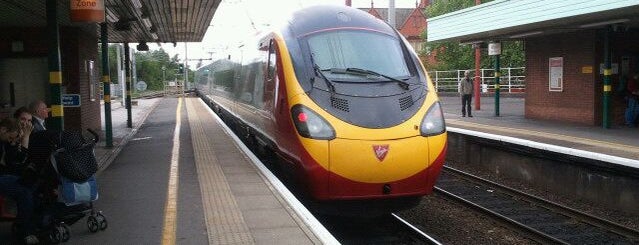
[435,166,639,244]
[316,213,441,244]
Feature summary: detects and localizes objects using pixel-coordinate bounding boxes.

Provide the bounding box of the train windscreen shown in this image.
[307,30,411,80]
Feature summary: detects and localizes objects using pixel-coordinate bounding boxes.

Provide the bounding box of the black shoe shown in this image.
[462,115,466,117]
[468,115,473,117]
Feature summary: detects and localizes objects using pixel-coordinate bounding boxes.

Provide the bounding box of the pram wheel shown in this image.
[49,224,69,244]
[60,223,71,242]
[87,215,99,233]
[11,222,18,236]
[96,212,108,230]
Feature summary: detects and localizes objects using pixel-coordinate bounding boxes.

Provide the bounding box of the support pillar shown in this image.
[495,54,501,117]
[603,27,612,128]
[100,23,113,147]
[46,0,64,130]
[474,45,481,110]
[124,43,133,128]
[474,0,481,110]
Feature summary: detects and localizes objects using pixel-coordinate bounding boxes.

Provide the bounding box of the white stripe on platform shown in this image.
[197,99,339,245]
[447,127,639,169]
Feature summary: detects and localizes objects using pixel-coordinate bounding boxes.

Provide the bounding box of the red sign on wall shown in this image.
[70,0,105,23]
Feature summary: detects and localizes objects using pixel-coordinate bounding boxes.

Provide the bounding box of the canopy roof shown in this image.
[0,0,221,43]
[427,0,639,43]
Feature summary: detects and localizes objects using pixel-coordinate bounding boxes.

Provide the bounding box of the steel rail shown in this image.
[443,165,639,240]
[433,186,568,244]
[391,213,442,245]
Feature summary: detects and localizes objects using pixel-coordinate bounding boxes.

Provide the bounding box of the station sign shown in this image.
[62,94,81,107]
[488,42,501,56]
[70,0,105,23]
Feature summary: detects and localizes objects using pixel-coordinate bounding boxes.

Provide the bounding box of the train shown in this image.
[195,4,447,211]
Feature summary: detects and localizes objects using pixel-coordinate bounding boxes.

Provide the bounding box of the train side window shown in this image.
[267,40,276,80]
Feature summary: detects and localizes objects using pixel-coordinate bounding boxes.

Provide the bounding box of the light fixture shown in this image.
[131,0,142,9]
[509,31,543,39]
[137,42,149,51]
[580,19,629,28]
[151,33,158,40]
[106,8,119,22]
[142,18,152,28]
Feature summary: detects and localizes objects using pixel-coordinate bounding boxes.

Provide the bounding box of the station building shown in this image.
[428,0,639,127]
[0,1,217,134]
[360,0,430,53]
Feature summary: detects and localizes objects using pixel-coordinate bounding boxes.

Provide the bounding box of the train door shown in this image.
[270,39,299,167]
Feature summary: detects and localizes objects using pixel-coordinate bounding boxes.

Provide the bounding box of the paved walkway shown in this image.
[439,95,639,160]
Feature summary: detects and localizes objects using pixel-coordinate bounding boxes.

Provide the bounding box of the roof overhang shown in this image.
[0,0,221,43]
[427,0,639,43]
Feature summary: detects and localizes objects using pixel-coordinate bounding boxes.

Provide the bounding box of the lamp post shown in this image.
[162,65,166,95]
[489,41,501,117]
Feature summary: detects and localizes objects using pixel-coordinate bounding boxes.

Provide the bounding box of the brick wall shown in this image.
[526,30,639,126]
[61,27,101,131]
[525,31,598,125]
[0,26,101,131]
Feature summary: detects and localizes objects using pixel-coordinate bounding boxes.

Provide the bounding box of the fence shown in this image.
[431,67,526,93]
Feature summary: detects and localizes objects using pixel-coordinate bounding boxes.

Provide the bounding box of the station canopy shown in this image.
[427,0,639,43]
[0,0,221,43]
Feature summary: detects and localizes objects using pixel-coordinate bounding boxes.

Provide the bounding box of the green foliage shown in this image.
[98,46,190,91]
[422,0,525,70]
[426,0,478,18]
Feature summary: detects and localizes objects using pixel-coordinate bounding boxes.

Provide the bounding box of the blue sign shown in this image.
[62,94,81,107]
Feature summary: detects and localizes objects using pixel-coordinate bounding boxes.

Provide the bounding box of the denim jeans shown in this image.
[626,97,639,126]
[0,175,35,236]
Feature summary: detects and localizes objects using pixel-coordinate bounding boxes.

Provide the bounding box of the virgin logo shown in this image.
[372,145,389,162]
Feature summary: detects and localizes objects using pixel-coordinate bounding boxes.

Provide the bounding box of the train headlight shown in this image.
[291,104,336,140]
[420,102,446,136]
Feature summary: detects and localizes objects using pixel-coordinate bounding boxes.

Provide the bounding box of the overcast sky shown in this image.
[153,0,422,68]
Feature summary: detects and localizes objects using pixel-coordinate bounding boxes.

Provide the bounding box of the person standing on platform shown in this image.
[459,70,474,117]
[28,100,48,132]
[626,74,639,127]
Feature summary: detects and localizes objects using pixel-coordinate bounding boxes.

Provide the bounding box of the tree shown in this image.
[422,0,525,70]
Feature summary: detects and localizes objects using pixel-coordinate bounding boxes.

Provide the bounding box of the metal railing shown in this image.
[431,67,526,93]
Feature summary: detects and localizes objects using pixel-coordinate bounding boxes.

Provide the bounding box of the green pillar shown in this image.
[602,27,611,128]
[124,43,133,128]
[100,23,113,147]
[46,0,63,130]
[495,54,501,117]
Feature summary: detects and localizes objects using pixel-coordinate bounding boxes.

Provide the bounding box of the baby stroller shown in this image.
[27,129,108,243]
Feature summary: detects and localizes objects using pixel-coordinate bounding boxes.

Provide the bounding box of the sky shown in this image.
[153,0,423,69]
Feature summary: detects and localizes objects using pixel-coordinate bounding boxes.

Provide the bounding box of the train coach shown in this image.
[195,4,447,210]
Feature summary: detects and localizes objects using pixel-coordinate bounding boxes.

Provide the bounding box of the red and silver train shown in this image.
[196,5,447,207]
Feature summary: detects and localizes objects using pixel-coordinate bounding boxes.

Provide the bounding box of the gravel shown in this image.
[396,158,639,244]
[444,160,639,231]
[398,192,537,245]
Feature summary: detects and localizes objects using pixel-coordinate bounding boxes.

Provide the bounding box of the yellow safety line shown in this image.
[447,119,639,152]
[162,97,182,245]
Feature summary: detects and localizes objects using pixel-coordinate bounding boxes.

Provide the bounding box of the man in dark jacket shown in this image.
[0,118,38,244]
[459,70,474,117]
[28,100,49,132]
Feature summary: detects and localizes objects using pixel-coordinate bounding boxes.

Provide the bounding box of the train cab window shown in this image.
[267,40,277,80]
[306,30,411,79]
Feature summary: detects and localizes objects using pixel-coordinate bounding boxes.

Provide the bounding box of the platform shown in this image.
[439,96,639,166]
[1,97,336,244]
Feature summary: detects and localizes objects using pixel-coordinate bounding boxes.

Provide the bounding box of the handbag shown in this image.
[58,175,98,206]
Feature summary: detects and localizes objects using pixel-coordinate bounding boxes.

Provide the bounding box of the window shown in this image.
[306,30,410,79]
[267,40,276,80]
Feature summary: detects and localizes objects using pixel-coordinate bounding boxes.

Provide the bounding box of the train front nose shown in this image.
[326,137,432,199]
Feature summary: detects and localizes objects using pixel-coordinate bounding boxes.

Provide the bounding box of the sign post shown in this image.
[489,41,501,117]
[70,0,105,22]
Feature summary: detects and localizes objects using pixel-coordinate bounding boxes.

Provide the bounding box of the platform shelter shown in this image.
[428,0,639,127]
